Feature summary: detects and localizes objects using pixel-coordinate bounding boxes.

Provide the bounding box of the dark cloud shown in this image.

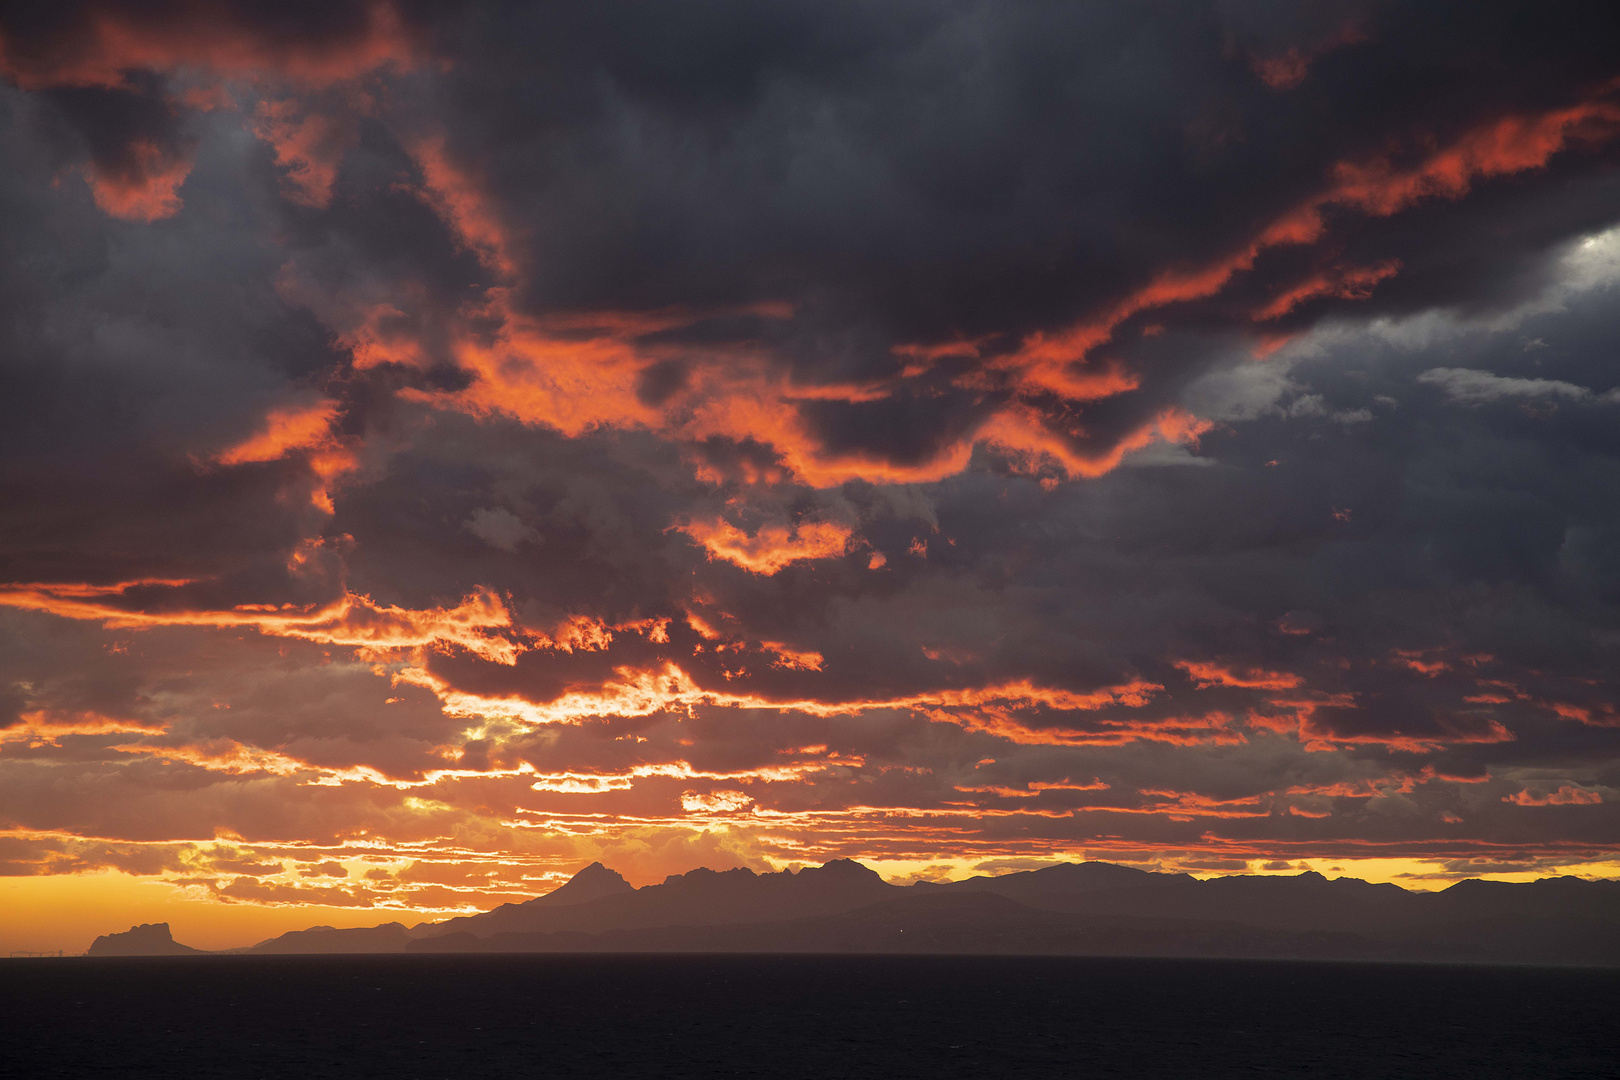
[0,1,1618,943]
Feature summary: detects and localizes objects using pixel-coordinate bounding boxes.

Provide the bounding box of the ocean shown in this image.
[2,954,1616,1078]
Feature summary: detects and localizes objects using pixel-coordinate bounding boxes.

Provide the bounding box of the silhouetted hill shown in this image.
[407,891,1386,960]
[412,861,636,939]
[921,859,1170,904]
[232,863,638,954]
[87,923,203,956]
[415,858,894,940]
[528,861,635,907]
[940,864,1410,935]
[1417,876,1620,923]
[244,922,411,955]
[81,862,1620,965]
[399,862,1620,964]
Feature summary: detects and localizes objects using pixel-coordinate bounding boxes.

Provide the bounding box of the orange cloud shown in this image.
[1177,661,1303,691]
[400,659,1165,735]
[948,707,1238,749]
[408,136,517,276]
[329,301,432,372]
[934,678,1163,713]
[215,398,341,465]
[1001,208,1323,380]
[343,279,1195,488]
[892,335,992,372]
[680,790,754,813]
[108,738,311,777]
[82,139,192,221]
[1249,691,1517,753]
[209,397,354,511]
[1546,701,1620,726]
[954,779,1109,798]
[1392,650,1451,677]
[1131,789,1271,820]
[678,519,853,575]
[1418,766,1491,785]
[1254,260,1402,321]
[1250,50,1313,92]
[977,405,1213,479]
[395,292,661,436]
[522,760,850,799]
[1327,99,1620,217]
[1299,719,1516,756]
[1,711,167,744]
[0,2,424,91]
[253,99,352,208]
[1504,786,1603,807]
[1,3,429,228]
[980,354,1142,404]
[269,589,519,663]
[533,614,615,654]
[0,581,520,664]
[673,361,996,488]
[761,641,824,672]
[1285,778,1423,799]
[993,90,1620,378]
[1247,24,1366,91]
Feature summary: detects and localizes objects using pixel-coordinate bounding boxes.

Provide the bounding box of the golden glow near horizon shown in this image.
[8,854,1620,955]
[0,873,443,955]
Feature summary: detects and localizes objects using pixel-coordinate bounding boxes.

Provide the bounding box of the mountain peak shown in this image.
[807,858,884,881]
[530,861,635,908]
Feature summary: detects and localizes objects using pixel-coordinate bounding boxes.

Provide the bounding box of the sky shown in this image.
[2,0,1620,952]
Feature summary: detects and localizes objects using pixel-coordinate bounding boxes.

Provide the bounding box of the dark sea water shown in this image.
[2,954,1617,1079]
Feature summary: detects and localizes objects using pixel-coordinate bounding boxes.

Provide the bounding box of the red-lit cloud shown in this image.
[252,98,354,208]
[1254,260,1403,321]
[0,582,520,664]
[677,518,854,575]
[215,399,341,465]
[1177,661,1304,691]
[82,139,193,220]
[1504,786,1604,807]
[0,2,424,91]
[996,91,1620,379]
[1247,22,1366,91]
[0,1,428,221]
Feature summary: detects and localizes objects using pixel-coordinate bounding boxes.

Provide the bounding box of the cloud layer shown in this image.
[1,0,1618,926]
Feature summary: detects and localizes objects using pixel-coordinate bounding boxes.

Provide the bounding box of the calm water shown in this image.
[2,954,1617,1079]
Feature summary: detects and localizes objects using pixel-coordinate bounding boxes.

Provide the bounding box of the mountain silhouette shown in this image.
[416,861,639,940]
[87,861,1620,965]
[416,858,893,943]
[87,923,203,956]
[243,922,411,955]
[926,864,1411,934]
[410,890,1400,959]
[532,861,636,906]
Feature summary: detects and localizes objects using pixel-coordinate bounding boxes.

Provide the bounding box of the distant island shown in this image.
[88,860,1620,966]
[87,923,204,957]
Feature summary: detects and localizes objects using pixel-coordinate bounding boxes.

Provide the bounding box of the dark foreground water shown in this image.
[2,955,1617,1079]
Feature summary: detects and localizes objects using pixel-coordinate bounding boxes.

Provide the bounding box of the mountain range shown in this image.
[87,860,1620,966]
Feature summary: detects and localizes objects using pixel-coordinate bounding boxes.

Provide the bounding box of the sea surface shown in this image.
[2,954,1617,1079]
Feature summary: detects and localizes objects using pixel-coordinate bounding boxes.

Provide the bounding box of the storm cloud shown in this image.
[1,0,1618,929]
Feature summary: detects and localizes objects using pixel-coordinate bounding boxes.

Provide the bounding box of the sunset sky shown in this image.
[3,0,1620,953]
